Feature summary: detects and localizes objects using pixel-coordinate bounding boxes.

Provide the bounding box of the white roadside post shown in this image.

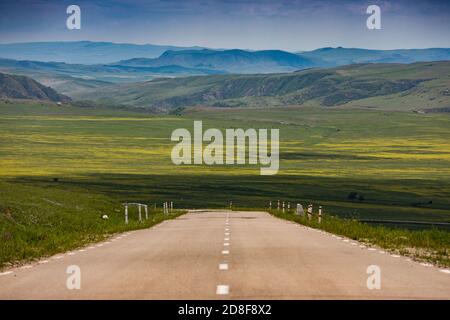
[282,201,285,213]
[296,203,304,217]
[318,206,323,224]
[145,205,148,220]
[269,200,272,210]
[307,204,313,221]
[138,204,142,222]
[277,200,280,211]
[288,202,290,211]
[170,201,173,212]
[124,203,129,224]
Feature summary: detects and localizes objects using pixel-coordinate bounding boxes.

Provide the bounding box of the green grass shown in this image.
[260,207,450,267]
[1,101,449,221]
[0,180,185,270]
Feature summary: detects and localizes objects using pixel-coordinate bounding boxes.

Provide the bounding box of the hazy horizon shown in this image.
[1,39,450,53]
[0,0,449,52]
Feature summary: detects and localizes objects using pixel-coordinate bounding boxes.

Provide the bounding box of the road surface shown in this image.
[0,210,449,299]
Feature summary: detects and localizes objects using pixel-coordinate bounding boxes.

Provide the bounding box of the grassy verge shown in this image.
[234,207,450,268]
[0,180,186,270]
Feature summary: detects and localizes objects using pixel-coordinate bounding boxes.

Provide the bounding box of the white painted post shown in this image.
[170,201,173,212]
[318,206,322,224]
[138,204,142,222]
[229,201,232,209]
[307,204,312,221]
[277,200,280,210]
[124,203,128,224]
[282,201,285,213]
[145,205,148,220]
[269,201,272,210]
[288,202,290,211]
[296,203,304,216]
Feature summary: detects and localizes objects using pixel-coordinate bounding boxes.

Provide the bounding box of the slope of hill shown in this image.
[0,41,205,64]
[75,61,450,112]
[115,49,315,73]
[0,72,71,102]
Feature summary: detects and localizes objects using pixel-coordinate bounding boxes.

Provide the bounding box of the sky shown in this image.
[0,0,449,51]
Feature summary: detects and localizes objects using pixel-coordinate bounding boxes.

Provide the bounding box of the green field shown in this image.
[1,101,450,221]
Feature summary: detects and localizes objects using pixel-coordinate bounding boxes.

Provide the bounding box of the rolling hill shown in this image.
[0,72,71,102]
[75,61,450,112]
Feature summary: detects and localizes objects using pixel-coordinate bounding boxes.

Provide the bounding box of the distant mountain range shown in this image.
[298,47,450,67]
[116,49,315,73]
[0,41,205,64]
[75,61,450,112]
[0,41,449,112]
[0,41,448,72]
[0,72,70,102]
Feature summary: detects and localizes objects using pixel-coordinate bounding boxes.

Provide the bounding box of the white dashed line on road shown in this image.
[216,285,229,295]
[0,271,13,276]
[224,242,230,246]
[439,269,450,274]
[222,250,229,255]
[219,263,229,271]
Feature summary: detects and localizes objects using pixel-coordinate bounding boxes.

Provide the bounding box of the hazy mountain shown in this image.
[76,61,450,112]
[0,41,205,64]
[116,49,315,73]
[298,47,450,67]
[0,72,71,102]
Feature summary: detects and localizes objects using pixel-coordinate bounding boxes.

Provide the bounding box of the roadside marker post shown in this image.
[282,201,285,213]
[124,203,128,224]
[170,201,173,212]
[296,203,304,216]
[269,200,272,210]
[277,200,280,210]
[307,204,313,221]
[138,204,142,222]
[145,205,148,220]
[288,202,290,211]
[318,206,322,223]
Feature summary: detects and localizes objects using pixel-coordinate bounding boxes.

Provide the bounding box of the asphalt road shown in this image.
[0,210,449,299]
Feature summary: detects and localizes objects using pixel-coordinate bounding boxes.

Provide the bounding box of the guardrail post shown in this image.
[296,203,304,216]
[138,204,142,222]
[318,206,322,223]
